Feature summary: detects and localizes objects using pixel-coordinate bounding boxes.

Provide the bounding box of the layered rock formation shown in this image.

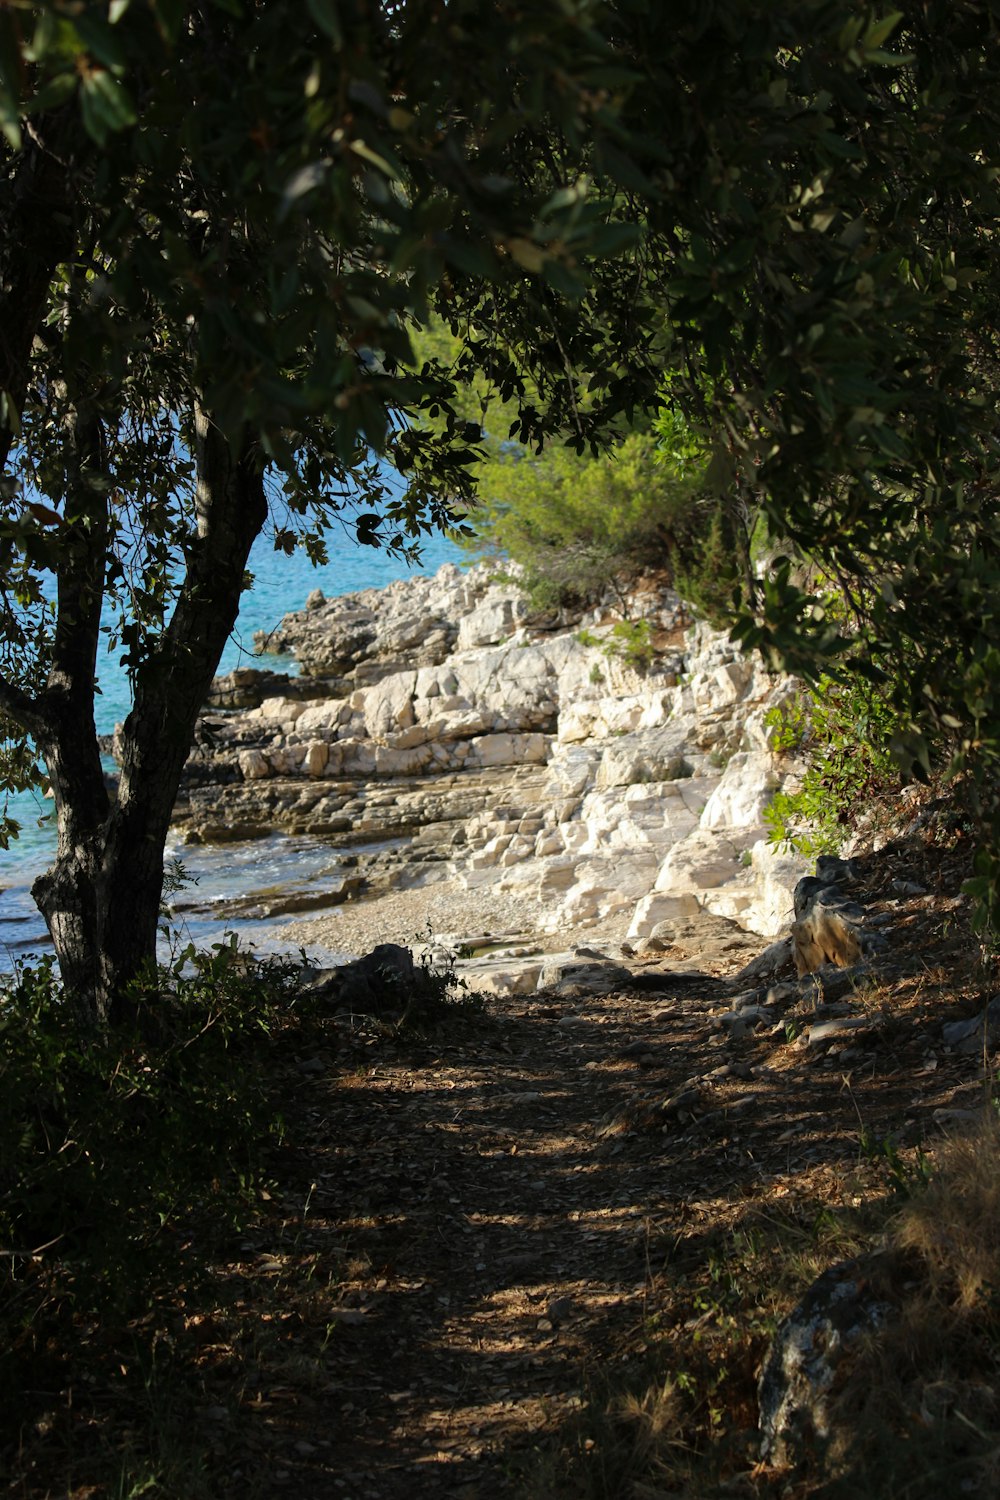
[174,564,809,945]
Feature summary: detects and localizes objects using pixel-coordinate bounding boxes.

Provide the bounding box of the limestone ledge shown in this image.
[173,562,811,944]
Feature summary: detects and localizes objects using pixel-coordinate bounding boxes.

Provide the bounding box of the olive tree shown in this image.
[0,0,661,1021]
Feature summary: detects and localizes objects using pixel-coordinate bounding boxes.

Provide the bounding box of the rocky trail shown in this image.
[213,837,989,1498]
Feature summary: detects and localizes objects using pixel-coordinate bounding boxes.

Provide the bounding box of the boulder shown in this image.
[758,1254,898,1467]
[942,994,1000,1055]
[792,877,866,976]
[181,563,809,953]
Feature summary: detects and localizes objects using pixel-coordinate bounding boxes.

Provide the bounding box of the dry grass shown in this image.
[892,1110,1000,1308]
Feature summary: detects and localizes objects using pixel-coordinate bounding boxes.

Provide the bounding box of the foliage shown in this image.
[463,427,709,612]
[764,673,904,858]
[409,320,713,613]
[602,2,1000,912]
[0,941,298,1365]
[10,0,1000,983]
[578,618,656,671]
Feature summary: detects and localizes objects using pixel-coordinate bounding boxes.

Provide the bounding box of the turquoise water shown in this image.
[0,527,463,967]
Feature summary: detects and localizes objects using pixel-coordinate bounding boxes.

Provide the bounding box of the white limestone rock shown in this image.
[627,891,702,940]
[700,750,780,832]
[192,562,814,957]
[654,827,743,893]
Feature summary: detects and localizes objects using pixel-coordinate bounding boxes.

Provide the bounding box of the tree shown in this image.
[0,0,666,1023]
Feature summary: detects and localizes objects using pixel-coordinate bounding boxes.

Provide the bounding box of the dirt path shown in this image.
[293,978,737,1496]
[226,862,981,1499]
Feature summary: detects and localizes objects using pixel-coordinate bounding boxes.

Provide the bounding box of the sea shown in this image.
[0,527,465,973]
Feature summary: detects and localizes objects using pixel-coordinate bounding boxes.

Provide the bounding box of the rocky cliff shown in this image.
[174,563,809,953]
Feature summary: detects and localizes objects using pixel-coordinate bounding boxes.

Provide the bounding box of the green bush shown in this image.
[763,674,904,857]
[409,319,719,612]
[0,941,299,1378]
[463,430,707,610]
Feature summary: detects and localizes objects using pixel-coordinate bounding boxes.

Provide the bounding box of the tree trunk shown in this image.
[31,411,268,1026]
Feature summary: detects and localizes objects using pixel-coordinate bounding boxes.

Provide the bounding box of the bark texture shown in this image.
[30,413,267,1025]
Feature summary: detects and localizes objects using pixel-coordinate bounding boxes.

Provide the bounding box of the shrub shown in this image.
[0,940,300,1406]
[463,430,708,610]
[764,673,904,857]
[411,319,726,615]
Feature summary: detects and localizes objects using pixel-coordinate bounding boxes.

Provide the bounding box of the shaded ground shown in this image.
[9,832,993,1497]
[180,837,989,1497]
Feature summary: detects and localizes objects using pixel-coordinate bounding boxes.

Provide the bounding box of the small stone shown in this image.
[933,1107,983,1128]
[807,1015,872,1047]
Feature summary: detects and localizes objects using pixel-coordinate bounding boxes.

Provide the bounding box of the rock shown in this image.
[654,827,743,894]
[792,877,866,976]
[758,1254,898,1466]
[733,936,795,986]
[627,892,702,940]
[176,562,810,951]
[941,995,1000,1054]
[699,750,779,832]
[806,1014,874,1047]
[814,854,862,886]
[933,1107,984,1128]
[458,958,544,996]
[298,943,417,1014]
[537,956,633,994]
[717,1005,773,1032]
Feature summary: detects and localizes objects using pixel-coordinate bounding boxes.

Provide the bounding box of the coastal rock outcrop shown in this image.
[173,564,811,950]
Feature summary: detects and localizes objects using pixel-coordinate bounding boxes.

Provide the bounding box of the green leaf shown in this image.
[70,14,128,71]
[79,69,137,145]
[149,0,187,42]
[440,237,498,279]
[0,10,24,104]
[348,137,398,177]
[25,73,77,117]
[0,91,21,151]
[306,0,343,46]
[863,12,903,49]
[507,237,546,272]
[281,161,328,214]
[0,390,22,438]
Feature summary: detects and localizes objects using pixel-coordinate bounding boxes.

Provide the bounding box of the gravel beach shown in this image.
[265,875,634,963]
